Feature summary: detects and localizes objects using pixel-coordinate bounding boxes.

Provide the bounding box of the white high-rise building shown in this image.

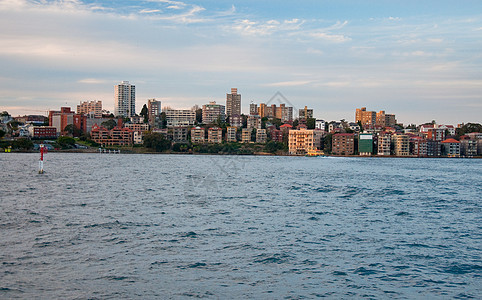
[114,81,136,117]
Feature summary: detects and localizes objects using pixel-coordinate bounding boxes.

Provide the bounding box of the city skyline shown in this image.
[1,0,481,125]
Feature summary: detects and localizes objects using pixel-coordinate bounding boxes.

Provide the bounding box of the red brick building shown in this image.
[91,124,133,146]
[332,133,355,155]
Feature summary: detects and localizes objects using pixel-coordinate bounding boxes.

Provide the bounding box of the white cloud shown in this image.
[140,9,161,14]
[309,32,351,43]
[78,78,108,84]
[264,80,313,87]
[306,47,323,55]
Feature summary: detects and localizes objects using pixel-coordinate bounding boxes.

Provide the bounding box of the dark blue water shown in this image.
[1,153,481,299]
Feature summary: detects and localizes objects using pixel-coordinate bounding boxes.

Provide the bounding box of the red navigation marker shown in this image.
[39,144,47,174]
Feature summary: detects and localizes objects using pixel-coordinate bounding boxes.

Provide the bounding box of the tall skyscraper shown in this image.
[226,88,241,119]
[114,81,136,117]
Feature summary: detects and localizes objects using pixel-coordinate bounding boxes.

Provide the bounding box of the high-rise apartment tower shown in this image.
[114,81,136,117]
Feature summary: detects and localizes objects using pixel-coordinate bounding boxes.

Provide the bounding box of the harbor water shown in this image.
[0,153,481,299]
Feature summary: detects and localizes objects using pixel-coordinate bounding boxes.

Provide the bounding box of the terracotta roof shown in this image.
[280,124,293,128]
[441,138,460,143]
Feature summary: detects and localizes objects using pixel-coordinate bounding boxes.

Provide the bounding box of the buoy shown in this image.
[39,144,46,174]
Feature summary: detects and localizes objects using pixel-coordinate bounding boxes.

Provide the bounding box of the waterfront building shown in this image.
[208,127,223,143]
[114,81,136,117]
[358,133,373,156]
[226,88,241,119]
[242,128,252,143]
[77,100,102,118]
[256,129,267,144]
[172,127,188,143]
[355,107,376,126]
[164,109,196,127]
[28,126,57,139]
[376,111,397,127]
[411,136,428,157]
[392,134,410,156]
[226,126,237,142]
[202,101,226,124]
[426,140,441,157]
[91,124,133,146]
[377,133,391,156]
[332,133,355,155]
[133,131,143,145]
[441,138,461,157]
[191,127,205,143]
[459,135,478,157]
[269,128,283,143]
[147,99,161,126]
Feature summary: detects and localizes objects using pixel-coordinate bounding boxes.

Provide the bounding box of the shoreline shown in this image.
[3,149,481,159]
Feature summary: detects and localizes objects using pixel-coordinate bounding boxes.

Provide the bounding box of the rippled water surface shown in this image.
[1,153,481,299]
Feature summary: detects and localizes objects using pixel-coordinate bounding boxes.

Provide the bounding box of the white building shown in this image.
[114,81,136,117]
[164,109,196,127]
[315,120,326,131]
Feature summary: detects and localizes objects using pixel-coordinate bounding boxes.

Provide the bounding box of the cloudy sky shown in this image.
[1,0,481,125]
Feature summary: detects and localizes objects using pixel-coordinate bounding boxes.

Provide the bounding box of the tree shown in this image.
[64,124,82,137]
[57,136,76,148]
[0,129,5,139]
[14,138,34,150]
[195,108,203,124]
[140,104,149,123]
[456,123,482,137]
[101,119,117,130]
[265,141,284,153]
[143,132,171,152]
[160,112,167,128]
[306,118,316,129]
[270,118,282,127]
[322,133,333,153]
[357,121,364,132]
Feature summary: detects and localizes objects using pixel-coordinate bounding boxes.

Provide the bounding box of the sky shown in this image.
[0,0,481,125]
